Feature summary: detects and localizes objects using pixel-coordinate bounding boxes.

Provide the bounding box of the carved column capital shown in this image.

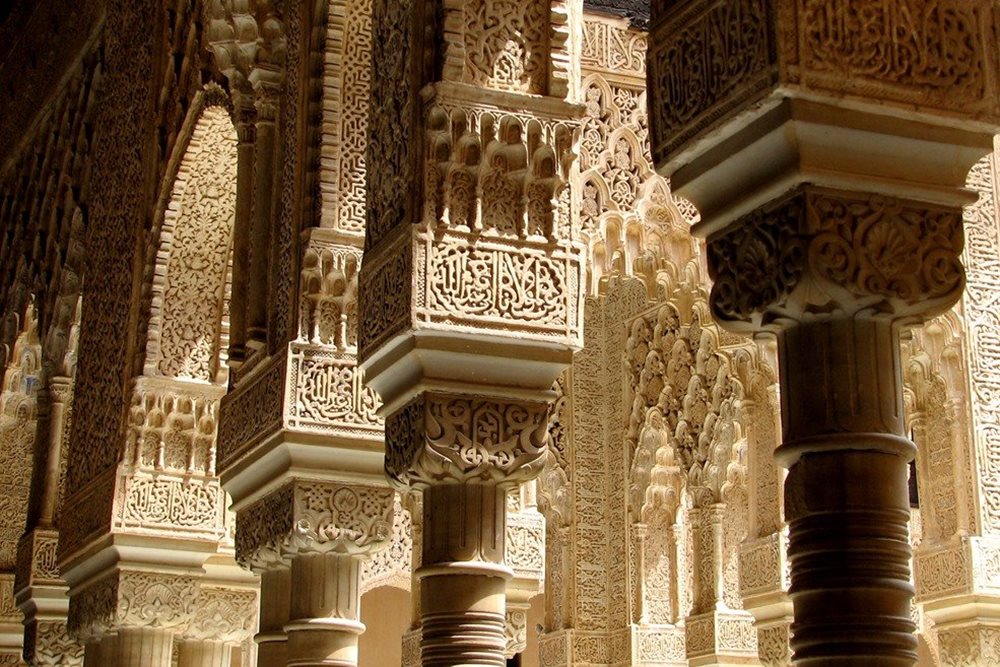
[235,481,395,571]
[251,76,282,123]
[182,586,258,644]
[67,570,198,643]
[504,604,529,659]
[385,392,551,490]
[707,186,965,334]
[47,376,72,404]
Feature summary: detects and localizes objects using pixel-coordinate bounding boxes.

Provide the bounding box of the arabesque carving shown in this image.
[385,393,551,489]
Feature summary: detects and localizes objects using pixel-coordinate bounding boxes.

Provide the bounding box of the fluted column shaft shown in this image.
[254,567,291,667]
[110,628,174,667]
[419,484,509,667]
[286,553,365,667]
[178,640,232,667]
[777,317,914,665]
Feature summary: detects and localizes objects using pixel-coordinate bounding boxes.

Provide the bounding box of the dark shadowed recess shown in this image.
[583,0,651,30]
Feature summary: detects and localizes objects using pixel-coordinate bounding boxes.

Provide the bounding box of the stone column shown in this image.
[648,1,1000,663]
[227,95,257,367]
[385,400,551,667]
[235,481,394,667]
[361,2,584,665]
[209,0,398,661]
[255,567,291,667]
[177,577,257,667]
[246,81,280,351]
[69,570,197,667]
[177,641,231,667]
[16,376,84,665]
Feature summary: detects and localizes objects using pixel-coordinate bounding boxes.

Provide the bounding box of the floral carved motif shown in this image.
[385,393,551,488]
[28,621,84,666]
[148,106,237,384]
[462,0,549,94]
[708,188,964,331]
[236,482,395,569]
[68,570,198,639]
[504,606,528,658]
[185,587,258,642]
[361,496,413,593]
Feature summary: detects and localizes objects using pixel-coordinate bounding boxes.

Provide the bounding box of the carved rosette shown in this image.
[384,393,551,489]
[707,186,965,333]
[235,481,395,571]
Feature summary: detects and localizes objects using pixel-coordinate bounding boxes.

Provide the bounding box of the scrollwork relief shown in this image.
[236,481,395,569]
[385,393,551,488]
[708,187,964,331]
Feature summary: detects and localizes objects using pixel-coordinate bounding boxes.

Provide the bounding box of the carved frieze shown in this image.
[184,586,258,643]
[648,0,1000,165]
[286,343,381,437]
[581,15,647,76]
[648,0,777,164]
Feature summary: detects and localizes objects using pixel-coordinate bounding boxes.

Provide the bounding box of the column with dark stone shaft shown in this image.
[360,1,585,665]
[647,1,1000,663]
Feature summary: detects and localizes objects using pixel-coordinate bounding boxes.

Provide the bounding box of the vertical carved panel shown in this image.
[461,0,550,94]
[962,145,1000,536]
[0,317,40,570]
[148,107,238,384]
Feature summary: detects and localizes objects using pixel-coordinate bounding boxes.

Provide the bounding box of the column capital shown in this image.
[385,392,551,490]
[235,481,395,571]
[67,569,198,643]
[251,74,282,123]
[182,585,258,645]
[707,185,965,334]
